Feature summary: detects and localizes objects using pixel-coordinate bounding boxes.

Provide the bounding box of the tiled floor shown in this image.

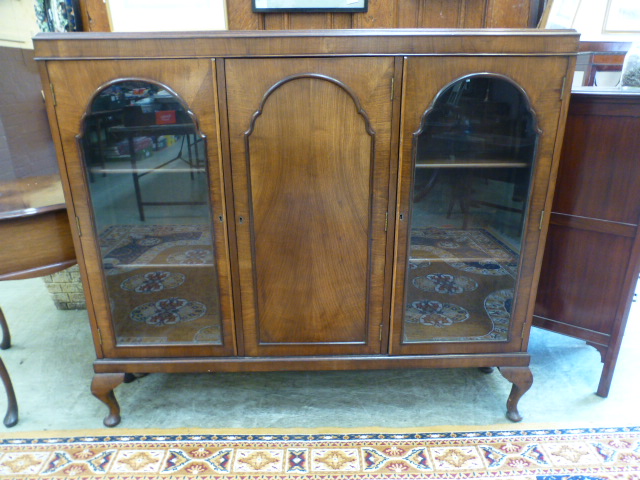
[0,275,638,433]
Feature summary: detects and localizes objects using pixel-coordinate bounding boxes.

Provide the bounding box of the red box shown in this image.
[155,110,176,125]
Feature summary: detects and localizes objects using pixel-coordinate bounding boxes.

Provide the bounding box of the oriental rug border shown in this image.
[1,425,639,479]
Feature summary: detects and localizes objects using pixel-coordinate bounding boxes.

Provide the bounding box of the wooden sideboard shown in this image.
[34,29,578,426]
[534,89,640,397]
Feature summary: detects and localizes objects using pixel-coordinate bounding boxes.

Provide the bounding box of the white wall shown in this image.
[0,0,39,49]
[108,0,228,32]
[546,0,640,42]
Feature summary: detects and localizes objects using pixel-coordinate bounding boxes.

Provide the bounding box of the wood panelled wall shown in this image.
[227,0,545,30]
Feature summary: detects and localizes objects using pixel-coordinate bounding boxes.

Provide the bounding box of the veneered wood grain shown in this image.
[533,92,640,397]
[331,14,353,29]
[549,212,636,238]
[535,225,632,336]
[224,0,539,29]
[353,0,395,28]
[44,58,236,359]
[0,209,75,279]
[33,30,580,61]
[288,13,332,29]
[79,0,112,32]
[93,351,530,374]
[485,0,532,27]
[249,78,371,344]
[461,0,489,28]
[226,0,263,30]
[398,0,466,28]
[0,175,75,279]
[391,55,572,356]
[225,57,395,356]
[264,14,288,30]
[552,102,640,225]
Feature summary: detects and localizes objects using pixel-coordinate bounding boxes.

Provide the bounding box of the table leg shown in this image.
[0,357,17,427]
[0,307,10,350]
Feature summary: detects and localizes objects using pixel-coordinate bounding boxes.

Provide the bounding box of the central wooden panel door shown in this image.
[225,57,395,356]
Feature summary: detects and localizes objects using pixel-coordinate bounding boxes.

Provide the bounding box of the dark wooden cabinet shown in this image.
[534,90,640,397]
[35,29,578,426]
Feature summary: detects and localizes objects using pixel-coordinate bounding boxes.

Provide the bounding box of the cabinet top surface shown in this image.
[33,29,580,60]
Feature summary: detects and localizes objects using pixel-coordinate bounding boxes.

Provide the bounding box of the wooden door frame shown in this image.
[44,58,237,359]
[390,54,574,357]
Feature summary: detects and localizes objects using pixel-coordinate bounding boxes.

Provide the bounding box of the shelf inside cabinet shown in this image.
[416,159,530,169]
[91,167,207,175]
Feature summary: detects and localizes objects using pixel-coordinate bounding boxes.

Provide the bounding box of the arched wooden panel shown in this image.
[246,75,374,345]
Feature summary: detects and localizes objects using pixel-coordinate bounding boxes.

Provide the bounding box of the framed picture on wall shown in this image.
[604,0,640,33]
[252,0,368,13]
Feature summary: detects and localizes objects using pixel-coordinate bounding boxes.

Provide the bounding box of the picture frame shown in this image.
[538,0,582,29]
[603,0,640,34]
[252,0,368,13]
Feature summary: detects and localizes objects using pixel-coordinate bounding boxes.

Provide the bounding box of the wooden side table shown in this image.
[0,174,76,427]
[534,90,640,397]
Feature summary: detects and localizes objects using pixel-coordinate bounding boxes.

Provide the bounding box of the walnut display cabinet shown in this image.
[34,29,578,427]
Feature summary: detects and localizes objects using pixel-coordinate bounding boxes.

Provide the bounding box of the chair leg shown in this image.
[0,357,18,427]
[0,307,10,350]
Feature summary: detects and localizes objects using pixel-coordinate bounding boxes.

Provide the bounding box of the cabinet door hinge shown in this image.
[560,76,567,101]
[75,216,82,237]
[384,211,388,232]
[97,328,103,345]
[521,321,529,340]
[391,77,395,101]
[50,83,57,106]
[379,325,383,342]
[539,210,545,231]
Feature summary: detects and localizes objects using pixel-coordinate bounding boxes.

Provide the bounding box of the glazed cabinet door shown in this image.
[225,57,396,356]
[45,59,236,358]
[391,56,571,355]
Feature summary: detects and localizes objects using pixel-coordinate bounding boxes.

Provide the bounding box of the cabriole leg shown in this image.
[498,366,533,423]
[91,373,126,427]
[0,358,17,427]
[0,307,11,350]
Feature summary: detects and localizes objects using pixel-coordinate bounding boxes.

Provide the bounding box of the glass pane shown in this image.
[81,80,222,346]
[404,76,537,343]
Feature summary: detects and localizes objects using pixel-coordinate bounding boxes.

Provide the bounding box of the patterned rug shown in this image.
[99,225,222,345]
[1,426,639,479]
[405,228,519,343]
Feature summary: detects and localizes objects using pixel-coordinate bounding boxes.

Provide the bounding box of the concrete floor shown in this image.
[0,276,639,433]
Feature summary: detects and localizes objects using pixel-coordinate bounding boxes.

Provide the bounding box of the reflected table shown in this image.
[0,174,77,427]
[107,124,206,221]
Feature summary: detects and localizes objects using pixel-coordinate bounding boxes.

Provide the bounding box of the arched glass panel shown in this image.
[80,80,222,346]
[404,75,537,343]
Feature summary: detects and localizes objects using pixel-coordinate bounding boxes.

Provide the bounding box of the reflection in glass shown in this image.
[404,76,537,343]
[80,80,222,346]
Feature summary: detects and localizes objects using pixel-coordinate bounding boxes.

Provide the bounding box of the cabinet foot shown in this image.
[124,372,148,383]
[498,366,533,423]
[91,373,126,427]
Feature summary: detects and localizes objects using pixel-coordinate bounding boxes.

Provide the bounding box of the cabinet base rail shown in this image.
[91,354,532,427]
